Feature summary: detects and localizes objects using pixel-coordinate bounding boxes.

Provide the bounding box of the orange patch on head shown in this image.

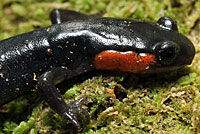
[94,50,156,73]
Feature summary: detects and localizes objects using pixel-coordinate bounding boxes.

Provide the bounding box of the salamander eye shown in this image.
[153,41,180,65]
[156,16,178,31]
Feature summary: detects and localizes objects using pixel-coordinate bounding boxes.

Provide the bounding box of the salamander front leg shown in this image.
[37,67,89,131]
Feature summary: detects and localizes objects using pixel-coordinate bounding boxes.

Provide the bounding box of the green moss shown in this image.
[11,4,28,17]
[176,73,197,86]
[12,117,35,134]
[0,0,199,133]
[2,122,18,134]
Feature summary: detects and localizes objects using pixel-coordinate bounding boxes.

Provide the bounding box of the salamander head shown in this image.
[94,16,195,74]
[143,16,195,73]
[147,39,195,73]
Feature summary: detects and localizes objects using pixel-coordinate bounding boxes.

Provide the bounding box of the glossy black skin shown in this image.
[0,9,195,131]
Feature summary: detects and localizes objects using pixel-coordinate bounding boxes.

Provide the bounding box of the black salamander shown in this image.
[0,9,195,131]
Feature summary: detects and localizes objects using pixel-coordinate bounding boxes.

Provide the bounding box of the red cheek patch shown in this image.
[94,50,156,73]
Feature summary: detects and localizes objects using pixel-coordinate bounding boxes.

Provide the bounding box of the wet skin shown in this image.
[0,9,195,131]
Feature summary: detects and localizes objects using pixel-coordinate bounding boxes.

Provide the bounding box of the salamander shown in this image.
[0,9,195,131]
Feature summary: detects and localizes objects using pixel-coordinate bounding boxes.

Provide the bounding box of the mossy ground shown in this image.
[0,0,200,134]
